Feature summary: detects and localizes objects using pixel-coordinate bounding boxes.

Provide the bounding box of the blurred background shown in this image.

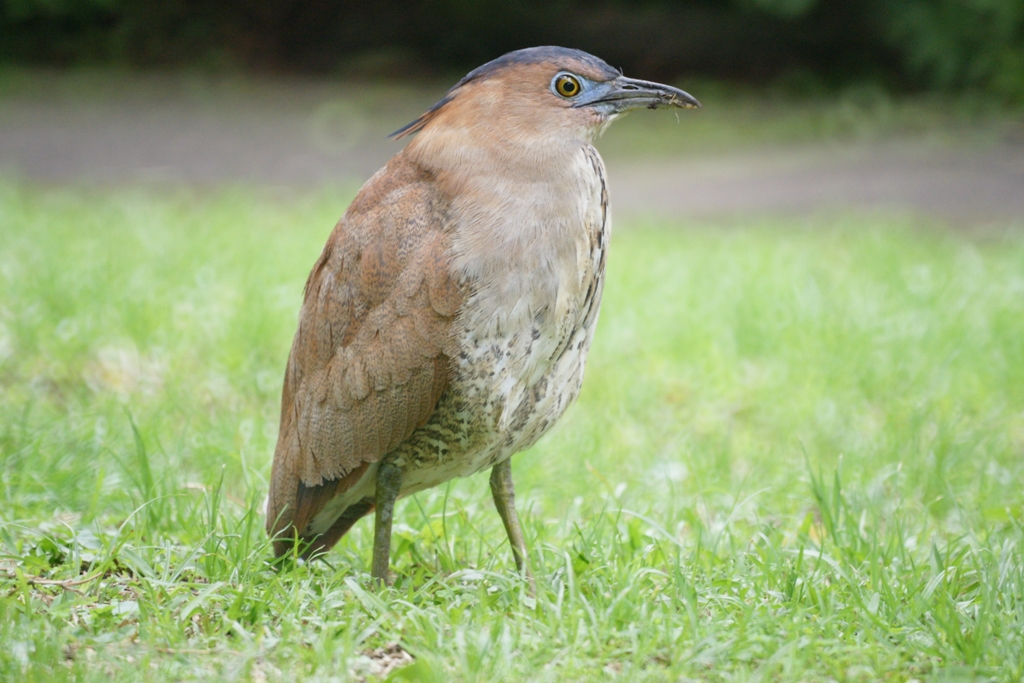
[1,0,1022,221]
[3,0,1024,94]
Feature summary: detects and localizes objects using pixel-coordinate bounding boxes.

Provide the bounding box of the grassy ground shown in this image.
[1,181,1023,681]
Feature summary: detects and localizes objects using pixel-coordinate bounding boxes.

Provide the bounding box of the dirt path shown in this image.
[1,73,1021,224]
[609,144,1024,223]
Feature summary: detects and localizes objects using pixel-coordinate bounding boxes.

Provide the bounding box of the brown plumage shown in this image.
[266,159,460,557]
[266,46,699,583]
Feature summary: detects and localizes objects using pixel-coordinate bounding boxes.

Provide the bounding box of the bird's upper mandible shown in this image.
[391,46,700,146]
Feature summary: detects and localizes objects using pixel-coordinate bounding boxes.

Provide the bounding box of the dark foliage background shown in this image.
[1,0,1022,99]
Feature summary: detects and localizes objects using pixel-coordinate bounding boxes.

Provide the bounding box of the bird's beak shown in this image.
[575,76,701,115]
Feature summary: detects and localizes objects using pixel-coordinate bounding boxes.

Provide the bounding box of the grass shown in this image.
[1,180,1023,681]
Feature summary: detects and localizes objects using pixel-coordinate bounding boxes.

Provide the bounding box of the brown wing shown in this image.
[266,154,462,555]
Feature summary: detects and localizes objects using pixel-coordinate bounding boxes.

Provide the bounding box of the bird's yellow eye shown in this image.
[554,74,581,98]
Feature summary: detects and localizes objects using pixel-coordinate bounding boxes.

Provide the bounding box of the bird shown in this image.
[265,46,699,584]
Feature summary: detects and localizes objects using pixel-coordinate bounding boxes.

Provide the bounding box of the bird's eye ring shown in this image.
[554,74,582,98]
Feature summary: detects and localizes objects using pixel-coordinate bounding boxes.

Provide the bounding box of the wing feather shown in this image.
[266,155,461,555]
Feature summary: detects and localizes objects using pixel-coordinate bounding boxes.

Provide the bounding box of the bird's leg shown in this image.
[371,459,402,586]
[490,459,535,590]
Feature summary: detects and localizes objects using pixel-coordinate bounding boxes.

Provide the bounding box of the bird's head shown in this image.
[394,46,699,149]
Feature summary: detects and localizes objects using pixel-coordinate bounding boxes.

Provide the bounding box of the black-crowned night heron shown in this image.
[266,46,699,584]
